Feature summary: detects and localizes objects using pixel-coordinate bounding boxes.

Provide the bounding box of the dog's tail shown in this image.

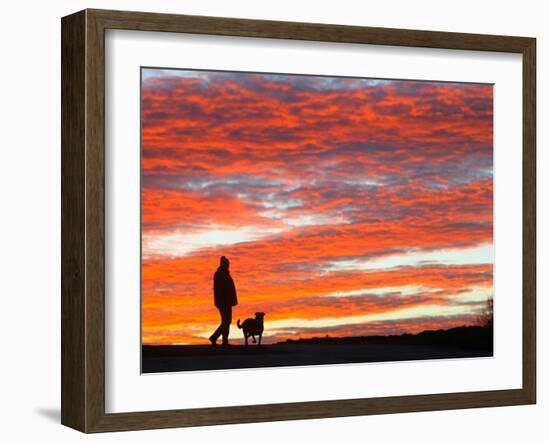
[237,319,242,329]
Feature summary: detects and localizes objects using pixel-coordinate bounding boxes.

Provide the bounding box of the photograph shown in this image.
[140,68,495,373]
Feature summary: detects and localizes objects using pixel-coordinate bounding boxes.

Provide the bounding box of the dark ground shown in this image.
[142,326,493,373]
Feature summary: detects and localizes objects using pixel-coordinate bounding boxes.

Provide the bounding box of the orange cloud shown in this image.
[141,70,493,344]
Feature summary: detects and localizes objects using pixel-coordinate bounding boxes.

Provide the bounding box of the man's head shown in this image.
[220,256,230,269]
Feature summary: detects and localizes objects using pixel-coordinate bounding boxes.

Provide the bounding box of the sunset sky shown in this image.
[141,68,494,345]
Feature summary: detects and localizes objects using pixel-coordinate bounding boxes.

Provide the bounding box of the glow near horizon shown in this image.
[194,298,483,342]
[189,285,494,342]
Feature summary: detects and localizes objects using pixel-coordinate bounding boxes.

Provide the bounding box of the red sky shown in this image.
[141,69,494,345]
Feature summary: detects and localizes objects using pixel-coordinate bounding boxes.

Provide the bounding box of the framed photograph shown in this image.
[61,9,536,433]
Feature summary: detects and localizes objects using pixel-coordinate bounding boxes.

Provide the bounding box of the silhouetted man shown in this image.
[209,256,238,346]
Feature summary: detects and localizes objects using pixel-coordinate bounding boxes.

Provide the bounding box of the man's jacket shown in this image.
[213,267,238,308]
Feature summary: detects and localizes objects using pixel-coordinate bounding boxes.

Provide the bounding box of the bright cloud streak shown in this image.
[325,243,493,272]
[264,303,476,332]
[325,285,439,298]
[143,225,284,257]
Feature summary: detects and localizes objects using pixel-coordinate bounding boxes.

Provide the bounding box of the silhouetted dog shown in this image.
[237,312,265,346]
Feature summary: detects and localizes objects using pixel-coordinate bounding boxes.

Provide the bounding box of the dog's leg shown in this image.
[259,334,262,347]
[244,333,248,346]
[252,335,256,343]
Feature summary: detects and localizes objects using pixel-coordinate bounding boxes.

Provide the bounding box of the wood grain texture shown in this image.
[60,8,537,433]
[61,10,86,432]
[522,38,537,404]
[90,389,532,433]
[84,10,107,432]
[89,8,532,52]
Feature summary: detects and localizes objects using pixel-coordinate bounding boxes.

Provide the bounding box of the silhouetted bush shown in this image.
[476,296,494,330]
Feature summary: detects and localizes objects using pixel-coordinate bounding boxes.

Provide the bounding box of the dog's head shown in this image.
[254,312,266,321]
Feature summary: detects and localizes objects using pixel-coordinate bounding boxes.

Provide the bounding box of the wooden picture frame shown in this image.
[61,8,536,433]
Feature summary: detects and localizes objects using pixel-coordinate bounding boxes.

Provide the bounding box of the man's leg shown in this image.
[209,307,224,345]
[221,306,232,345]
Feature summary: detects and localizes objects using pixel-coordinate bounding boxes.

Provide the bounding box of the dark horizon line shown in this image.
[142,323,492,347]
